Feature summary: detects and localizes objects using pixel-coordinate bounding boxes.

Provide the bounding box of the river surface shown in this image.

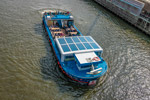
[0,0,150,100]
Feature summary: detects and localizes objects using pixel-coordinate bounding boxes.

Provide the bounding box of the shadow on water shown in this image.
[34,22,91,98]
[86,11,101,35]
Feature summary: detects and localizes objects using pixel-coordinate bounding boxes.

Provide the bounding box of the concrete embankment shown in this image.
[94,0,150,35]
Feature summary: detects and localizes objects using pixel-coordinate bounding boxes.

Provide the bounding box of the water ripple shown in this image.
[0,0,150,100]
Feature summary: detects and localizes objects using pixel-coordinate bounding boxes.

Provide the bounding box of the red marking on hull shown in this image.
[58,64,88,84]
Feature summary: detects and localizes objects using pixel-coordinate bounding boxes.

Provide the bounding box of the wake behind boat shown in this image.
[42,10,108,86]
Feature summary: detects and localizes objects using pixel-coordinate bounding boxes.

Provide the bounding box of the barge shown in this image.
[42,10,108,86]
[94,0,150,35]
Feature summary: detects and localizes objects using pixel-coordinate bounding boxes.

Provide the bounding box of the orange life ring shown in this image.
[92,57,100,61]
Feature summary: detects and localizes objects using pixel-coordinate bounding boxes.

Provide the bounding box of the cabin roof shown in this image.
[55,36,103,55]
[74,52,101,66]
[46,14,73,20]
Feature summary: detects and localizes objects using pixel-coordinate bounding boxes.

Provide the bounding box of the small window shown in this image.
[64,56,75,61]
[80,65,91,69]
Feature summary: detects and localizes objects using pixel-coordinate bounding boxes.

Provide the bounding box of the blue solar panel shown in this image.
[72,37,80,43]
[85,36,93,42]
[90,43,99,49]
[65,38,73,43]
[61,45,70,52]
[57,36,101,53]
[76,43,85,50]
[58,38,66,44]
[83,43,93,49]
[79,37,87,42]
[69,44,78,51]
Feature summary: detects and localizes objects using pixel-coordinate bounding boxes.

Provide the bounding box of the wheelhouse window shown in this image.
[64,56,74,61]
[80,65,91,69]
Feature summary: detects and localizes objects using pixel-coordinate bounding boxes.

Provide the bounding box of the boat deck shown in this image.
[49,25,80,39]
[62,59,107,79]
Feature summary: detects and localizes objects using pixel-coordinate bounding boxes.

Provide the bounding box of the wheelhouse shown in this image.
[55,36,103,71]
[44,11,74,28]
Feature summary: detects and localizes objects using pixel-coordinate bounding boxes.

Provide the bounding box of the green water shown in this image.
[0,0,150,100]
